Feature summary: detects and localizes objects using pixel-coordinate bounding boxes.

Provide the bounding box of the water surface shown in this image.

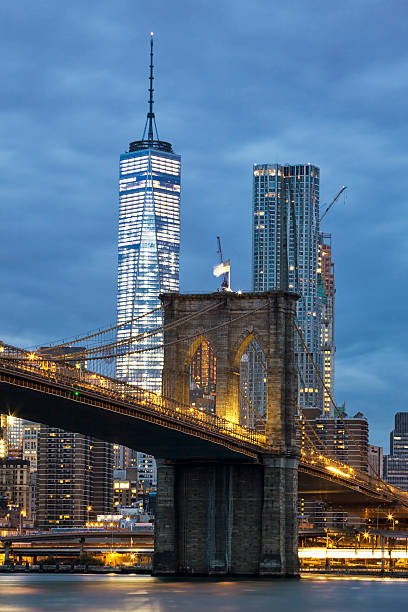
[0,574,407,611]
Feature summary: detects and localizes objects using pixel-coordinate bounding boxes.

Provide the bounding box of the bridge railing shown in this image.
[0,342,268,449]
[300,447,408,503]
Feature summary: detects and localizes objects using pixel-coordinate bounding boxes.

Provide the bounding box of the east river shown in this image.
[1,574,408,611]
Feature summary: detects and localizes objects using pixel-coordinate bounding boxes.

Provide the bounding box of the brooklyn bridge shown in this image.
[0,290,407,576]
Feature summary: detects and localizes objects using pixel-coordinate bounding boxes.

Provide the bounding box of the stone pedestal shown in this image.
[152,454,299,577]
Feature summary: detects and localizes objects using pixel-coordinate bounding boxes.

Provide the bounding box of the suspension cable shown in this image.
[294,320,385,484]
[238,387,266,427]
[45,301,223,361]
[85,303,269,361]
[38,307,163,351]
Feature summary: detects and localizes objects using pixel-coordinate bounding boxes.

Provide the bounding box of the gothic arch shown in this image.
[232,330,267,371]
[184,334,213,373]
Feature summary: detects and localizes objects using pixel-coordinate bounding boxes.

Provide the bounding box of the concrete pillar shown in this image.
[152,459,176,575]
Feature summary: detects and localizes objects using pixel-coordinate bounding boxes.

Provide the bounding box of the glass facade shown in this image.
[252,163,324,413]
[384,412,408,490]
[318,234,336,416]
[116,145,181,392]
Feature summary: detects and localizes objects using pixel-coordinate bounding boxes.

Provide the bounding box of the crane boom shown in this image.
[216,236,229,290]
[319,186,347,223]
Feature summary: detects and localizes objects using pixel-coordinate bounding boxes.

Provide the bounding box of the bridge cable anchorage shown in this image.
[294,320,404,501]
[79,303,269,361]
[38,306,163,352]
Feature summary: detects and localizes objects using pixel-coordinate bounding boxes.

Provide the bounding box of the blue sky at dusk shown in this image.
[0,1,407,448]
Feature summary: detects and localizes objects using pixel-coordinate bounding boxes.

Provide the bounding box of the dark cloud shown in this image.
[0,0,407,448]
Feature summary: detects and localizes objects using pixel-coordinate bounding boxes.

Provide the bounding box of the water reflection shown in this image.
[0,574,408,612]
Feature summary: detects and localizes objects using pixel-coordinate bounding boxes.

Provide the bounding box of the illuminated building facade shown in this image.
[0,415,24,458]
[116,36,180,393]
[0,458,30,519]
[37,428,112,528]
[318,233,335,416]
[252,163,323,414]
[115,36,180,489]
[384,412,408,490]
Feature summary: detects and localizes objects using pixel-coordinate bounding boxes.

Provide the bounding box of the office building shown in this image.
[37,427,112,528]
[113,468,139,509]
[115,36,180,488]
[0,415,24,458]
[252,163,324,415]
[368,444,383,479]
[116,35,181,393]
[0,457,30,519]
[384,412,408,490]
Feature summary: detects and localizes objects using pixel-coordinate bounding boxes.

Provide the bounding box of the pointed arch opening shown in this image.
[188,337,216,414]
[237,337,267,433]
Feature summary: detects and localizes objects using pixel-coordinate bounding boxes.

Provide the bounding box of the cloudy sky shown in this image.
[0,1,406,448]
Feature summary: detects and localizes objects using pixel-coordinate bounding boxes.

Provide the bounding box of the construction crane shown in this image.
[319,186,347,223]
[215,236,230,291]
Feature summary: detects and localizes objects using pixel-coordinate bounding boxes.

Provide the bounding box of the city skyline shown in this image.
[0,2,407,447]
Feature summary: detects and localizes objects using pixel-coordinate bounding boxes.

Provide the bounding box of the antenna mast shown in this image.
[142,33,160,142]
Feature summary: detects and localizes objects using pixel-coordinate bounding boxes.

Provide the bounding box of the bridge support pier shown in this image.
[153,454,299,577]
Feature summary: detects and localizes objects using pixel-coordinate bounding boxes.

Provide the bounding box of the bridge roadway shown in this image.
[1,346,408,517]
[0,529,154,560]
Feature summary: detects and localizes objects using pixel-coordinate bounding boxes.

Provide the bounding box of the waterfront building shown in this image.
[384,412,408,490]
[252,163,323,415]
[37,427,112,528]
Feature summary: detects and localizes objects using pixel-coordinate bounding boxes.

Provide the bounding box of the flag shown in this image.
[213,259,230,277]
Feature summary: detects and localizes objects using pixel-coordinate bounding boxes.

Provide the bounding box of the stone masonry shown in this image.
[153,291,300,576]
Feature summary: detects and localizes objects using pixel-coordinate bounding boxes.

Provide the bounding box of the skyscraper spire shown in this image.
[131,33,173,153]
[143,32,159,142]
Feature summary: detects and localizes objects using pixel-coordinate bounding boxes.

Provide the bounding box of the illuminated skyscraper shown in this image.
[318,233,335,416]
[252,163,323,414]
[116,35,181,392]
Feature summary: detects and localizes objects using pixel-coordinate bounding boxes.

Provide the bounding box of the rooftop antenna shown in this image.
[142,32,159,142]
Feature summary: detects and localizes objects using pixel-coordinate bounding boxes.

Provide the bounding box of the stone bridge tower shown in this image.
[153,290,300,577]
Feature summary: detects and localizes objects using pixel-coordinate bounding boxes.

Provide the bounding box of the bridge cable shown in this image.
[238,387,266,429]
[37,307,163,351]
[41,301,223,362]
[79,303,269,361]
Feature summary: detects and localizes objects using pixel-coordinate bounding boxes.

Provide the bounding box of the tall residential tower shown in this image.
[116,35,181,393]
[252,163,323,414]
